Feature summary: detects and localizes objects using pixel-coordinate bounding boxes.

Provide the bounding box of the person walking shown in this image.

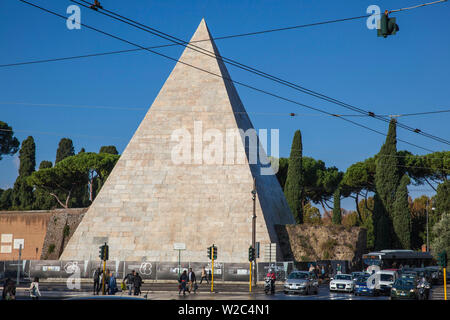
[187,268,197,294]
[321,265,325,280]
[200,267,209,284]
[2,278,16,300]
[123,270,135,295]
[93,267,102,295]
[133,272,143,296]
[104,268,110,294]
[308,263,315,273]
[108,272,118,295]
[29,277,41,300]
[336,263,342,275]
[178,270,188,296]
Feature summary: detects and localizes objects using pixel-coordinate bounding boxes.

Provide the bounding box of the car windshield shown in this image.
[380,274,394,282]
[335,274,352,280]
[356,276,370,284]
[394,279,414,288]
[288,272,308,280]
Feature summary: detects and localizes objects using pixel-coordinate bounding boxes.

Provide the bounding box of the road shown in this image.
[7,282,390,300]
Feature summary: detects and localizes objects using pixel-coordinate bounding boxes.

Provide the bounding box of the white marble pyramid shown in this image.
[61,19,295,263]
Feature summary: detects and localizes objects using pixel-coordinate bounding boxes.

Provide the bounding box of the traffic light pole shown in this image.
[249,261,252,292]
[211,254,214,292]
[444,267,447,300]
[251,178,257,287]
[102,258,106,295]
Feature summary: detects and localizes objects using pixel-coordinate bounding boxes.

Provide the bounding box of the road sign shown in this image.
[264,243,277,262]
[173,243,186,250]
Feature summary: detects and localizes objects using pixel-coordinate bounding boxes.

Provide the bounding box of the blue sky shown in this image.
[0,0,449,211]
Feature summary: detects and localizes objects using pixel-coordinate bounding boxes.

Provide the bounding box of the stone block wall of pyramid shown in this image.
[60,19,295,263]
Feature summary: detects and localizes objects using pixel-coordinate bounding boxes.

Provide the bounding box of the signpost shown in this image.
[173,243,186,278]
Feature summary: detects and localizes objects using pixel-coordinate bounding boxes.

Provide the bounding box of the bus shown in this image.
[362,250,433,270]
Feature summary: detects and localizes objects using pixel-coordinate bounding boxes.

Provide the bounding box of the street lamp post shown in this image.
[251,178,257,287]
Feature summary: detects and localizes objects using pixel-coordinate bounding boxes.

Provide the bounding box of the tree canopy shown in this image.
[0,121,20,161]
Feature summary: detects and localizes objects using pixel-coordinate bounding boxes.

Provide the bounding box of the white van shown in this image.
[375,270,398,295]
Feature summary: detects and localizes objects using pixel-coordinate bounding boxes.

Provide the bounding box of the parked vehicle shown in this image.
[375,270,397,295]
[329,274,354,293]
[390,278,418,300]
[354,274,378,296]
[425,266,443,285]
[283,271,319,295]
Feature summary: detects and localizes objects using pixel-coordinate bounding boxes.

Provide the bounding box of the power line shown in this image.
[3,101,449,118]
[17,1,438,153]
[72,0,450,147]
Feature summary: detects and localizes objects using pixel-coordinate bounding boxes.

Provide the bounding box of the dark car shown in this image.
[425,266,443,285]
[390,278,418,300]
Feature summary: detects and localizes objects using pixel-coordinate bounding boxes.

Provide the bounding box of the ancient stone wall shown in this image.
[0,209,86,261]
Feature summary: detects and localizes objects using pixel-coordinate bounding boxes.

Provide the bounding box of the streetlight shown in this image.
[427,206,436,252]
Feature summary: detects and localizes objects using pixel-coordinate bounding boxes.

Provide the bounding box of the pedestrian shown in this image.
[200,266,209,284]
[308,263,315,273]
[133,272,143,296]
[108,272,117,295]
[105,268,110,293]
[187,268,197,294]
[2,278,16,300]
[123,270,135,295]
[29,277,41,300]
[336,263,342,275]
[321,265,325,279]
[93,267,102,295]
[178,270,188,296]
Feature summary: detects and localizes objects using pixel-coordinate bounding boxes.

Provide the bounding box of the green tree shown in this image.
[55,138,75,163]
[393,174,411,249]
[0,188,13,210]
[332,188,342,225]
[0,121,20,160]
[284,130,303,223]
[374,119,400,249]
[275,157,289,190]
[12,136,36,209]
[33,160,56,209]
[303,202,322,225]
[435,180,449,217]
[431,211,450,265]
[28,152,119,208]
[99,145,118,155]
[341,157,376,222]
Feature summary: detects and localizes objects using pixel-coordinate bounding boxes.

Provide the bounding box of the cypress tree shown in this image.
[373,192,391,250]
[374,119,400,248]
[393,174,411,249]
[56,138,75,163]
[332,188,342,225]
[0,188,13,210]
[284,130,303,223]
[12,136,36,209]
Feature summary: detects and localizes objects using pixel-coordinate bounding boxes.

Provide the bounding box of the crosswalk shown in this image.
[431,285,449,300]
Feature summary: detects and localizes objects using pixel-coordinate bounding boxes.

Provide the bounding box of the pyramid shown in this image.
[61,19,295,263]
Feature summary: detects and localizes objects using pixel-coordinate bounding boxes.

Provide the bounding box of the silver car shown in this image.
[284,271,319,295]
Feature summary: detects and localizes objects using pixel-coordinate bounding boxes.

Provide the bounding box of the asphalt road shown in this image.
[7,282,390,300]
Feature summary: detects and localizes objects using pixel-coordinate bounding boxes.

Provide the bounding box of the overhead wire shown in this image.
[16,0,439,153]
[72,0,450,147]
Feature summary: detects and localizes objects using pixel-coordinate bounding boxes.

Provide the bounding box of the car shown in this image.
[375,270,397,295]
[425,266,443,285]
[284,271,319,295]
[66,295,147,300]
[329,274,354,293]
[390,278,418,300]
[354,274,378,296]
[400,271,418,282]
[351,272,367,282]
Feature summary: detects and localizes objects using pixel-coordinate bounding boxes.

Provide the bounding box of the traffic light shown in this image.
[104,244,109,261]
[248,246,255,262]
[438,251,448,268]
[99,244,105,260]
[378,11,399,38]
[99,243,109,261]
[212,246,217,260]
[207,246,212,259]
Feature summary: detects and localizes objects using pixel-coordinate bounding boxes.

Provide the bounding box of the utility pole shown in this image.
[251,178,257,287]
[426,200,429,252]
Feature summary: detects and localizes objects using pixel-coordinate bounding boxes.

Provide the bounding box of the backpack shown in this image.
[31,284,37,296]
